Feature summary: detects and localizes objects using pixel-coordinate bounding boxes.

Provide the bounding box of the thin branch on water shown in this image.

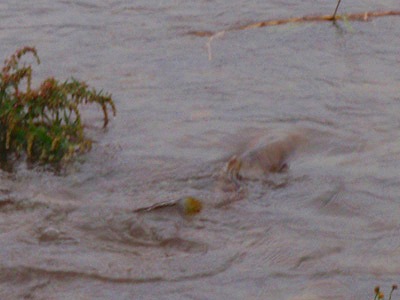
[188,9,400,60]
[188,10,400,37]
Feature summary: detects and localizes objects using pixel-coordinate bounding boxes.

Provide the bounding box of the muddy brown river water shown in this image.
[1,1,400,299]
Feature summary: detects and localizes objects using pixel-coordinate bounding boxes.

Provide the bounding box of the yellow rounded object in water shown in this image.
[177,197,203,215]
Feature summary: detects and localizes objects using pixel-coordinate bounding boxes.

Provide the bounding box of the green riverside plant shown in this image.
[0,46,116,170]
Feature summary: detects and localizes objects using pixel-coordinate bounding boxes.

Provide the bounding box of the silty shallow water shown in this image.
[0,1,400,299]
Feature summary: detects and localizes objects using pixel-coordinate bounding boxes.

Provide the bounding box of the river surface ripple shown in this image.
[1,1,400,299]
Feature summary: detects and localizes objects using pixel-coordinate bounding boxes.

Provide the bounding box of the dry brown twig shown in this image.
[189,10,400,37]
[188,9,400,60]
[236,10,400,31]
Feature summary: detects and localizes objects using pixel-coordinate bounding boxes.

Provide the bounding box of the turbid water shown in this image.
[1,1,400,299]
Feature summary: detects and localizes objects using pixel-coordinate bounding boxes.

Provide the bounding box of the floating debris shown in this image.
[133,197,203,216]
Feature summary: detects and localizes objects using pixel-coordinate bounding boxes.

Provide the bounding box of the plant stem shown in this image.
[389,288,394,300]
[332,0,342,20]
